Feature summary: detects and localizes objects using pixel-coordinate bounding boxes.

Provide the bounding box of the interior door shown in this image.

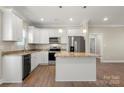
[89,33,103,56]
[90,38,96,54]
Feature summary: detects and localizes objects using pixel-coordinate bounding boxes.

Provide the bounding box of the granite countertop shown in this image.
[1,49,48,56]
[55,51,97,57]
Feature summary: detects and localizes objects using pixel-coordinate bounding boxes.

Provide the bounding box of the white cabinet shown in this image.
[2,9,23,41]
[34,29,40,43]
[60,30,68,44]
[31,52,42,71]
[28,27,40,44]
[2,55,23,83]
[49,29,60,37]
[41,51,48,64]
[31,53,38,71]
[61,36,68,44]
[28,26,35,43]
[28,27,49,44]
[0,52,2,81]
[40,30,49,44]
[31,51,48,71]
[67,29,83,36]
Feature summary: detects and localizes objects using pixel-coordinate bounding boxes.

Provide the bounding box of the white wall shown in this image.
[89,27,124,63]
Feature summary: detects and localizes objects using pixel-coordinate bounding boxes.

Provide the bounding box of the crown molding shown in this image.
[89,25,124,28]
[34,24,124,28]
[34,24,81,28]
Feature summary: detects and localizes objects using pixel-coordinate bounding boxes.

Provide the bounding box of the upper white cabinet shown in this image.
[67,29,83,36]
[28,27,40,44]
[48,29,60,37]
[39,29,49,44]
[2,9,23,41]
[60,30,68,44]
[28,28,83,44]
[28,26,35,43]
[28,27,49,44]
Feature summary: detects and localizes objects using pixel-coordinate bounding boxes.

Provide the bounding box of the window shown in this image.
[16,29,26,46]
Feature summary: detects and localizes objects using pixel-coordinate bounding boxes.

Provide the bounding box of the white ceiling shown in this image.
[12,6,124,27]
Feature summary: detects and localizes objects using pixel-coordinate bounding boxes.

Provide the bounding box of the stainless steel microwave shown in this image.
[49,37,60,44]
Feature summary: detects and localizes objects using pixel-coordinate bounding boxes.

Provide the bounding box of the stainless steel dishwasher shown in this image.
[22,54,31,80]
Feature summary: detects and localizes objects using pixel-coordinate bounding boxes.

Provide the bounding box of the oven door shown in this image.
[49,52,56,61]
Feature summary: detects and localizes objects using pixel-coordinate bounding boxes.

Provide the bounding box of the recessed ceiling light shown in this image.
[69,18,73,21]
[40,18,44,21]
[58,29,63,33]
[103,17,108,21]
[83,29,87,33]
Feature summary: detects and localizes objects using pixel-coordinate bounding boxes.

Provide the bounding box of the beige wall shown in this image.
[89,27,124,62]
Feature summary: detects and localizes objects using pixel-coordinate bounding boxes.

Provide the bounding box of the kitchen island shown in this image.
[55,51,97,81]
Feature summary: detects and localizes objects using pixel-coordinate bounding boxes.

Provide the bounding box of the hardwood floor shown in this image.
[1,60,124,87]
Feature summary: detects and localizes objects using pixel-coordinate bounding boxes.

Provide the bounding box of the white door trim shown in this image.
[89,33,104,58]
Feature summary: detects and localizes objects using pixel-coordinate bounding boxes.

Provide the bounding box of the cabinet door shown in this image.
[3,56,22,82]
[16,16,23,41]
[60,30,68,44]
[31,53,36,71]
[36,52,42,65]
[2,9,23,41]
[40,30,49,44]
[41,51,48,64]
[67,29,83,36]
[28,28,34,43]
[49,29,60,37]
[2,10,13,41]
[61,36,68,44]
[28,27,40,44]
[34,29,40,43]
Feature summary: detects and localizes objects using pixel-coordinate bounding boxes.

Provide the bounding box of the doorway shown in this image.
[89,33,103,57]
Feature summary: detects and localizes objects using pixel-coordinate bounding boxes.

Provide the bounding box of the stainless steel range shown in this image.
[48,46,61,65]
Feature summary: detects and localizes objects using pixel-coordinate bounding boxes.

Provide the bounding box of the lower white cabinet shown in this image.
[31,52,39,71]
[41,51,48,64]
[2,51,48,83]
[31,51,48,71]
[2,55,23,83]
[0,52,2,80]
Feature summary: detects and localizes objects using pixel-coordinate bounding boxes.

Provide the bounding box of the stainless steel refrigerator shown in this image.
[68,36,85,52]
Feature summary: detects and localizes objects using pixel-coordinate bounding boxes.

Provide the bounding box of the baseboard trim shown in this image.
[3,81,22,83]
[39,63,48,65]
[102,60,124,63]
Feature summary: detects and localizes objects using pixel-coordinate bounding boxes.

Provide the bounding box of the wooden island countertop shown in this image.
[55,51,97,57]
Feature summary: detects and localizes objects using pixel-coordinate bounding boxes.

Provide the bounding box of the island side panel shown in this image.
[56,56,96,81]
